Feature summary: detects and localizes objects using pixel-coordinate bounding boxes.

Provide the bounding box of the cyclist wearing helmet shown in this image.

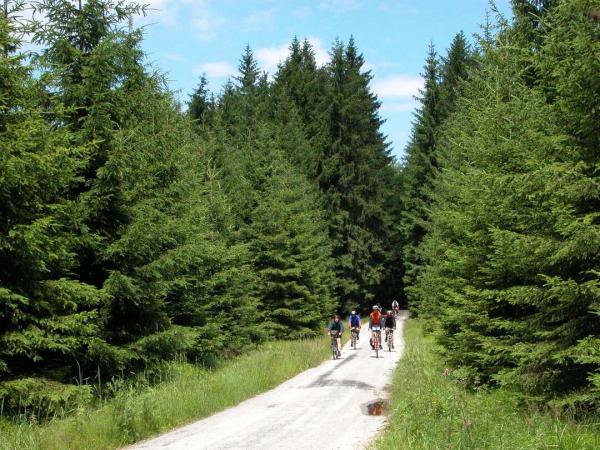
[368,305,383,350]
[327,314,344,357]
[348,309,361,340]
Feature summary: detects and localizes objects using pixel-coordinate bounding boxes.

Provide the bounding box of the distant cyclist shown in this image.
[327,314,344,356]
[391,299,400,316]
[383,309,396,349]
[348,309,361,340]
[368,305,383,350]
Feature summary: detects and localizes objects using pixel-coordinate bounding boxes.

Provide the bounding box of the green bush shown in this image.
[0,378,93,422]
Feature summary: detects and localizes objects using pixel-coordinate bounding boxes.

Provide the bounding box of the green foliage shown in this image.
[1,0,399,430]
[400,36,474,307]
[407,0,600,408]
[248,157,336,338]
[0,378,93,421]
[317,38,393,307]
[377,320,600,450]
[0,336,332,450]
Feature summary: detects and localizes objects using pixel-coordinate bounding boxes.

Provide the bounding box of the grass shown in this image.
[0,335,331,450]
[376,320,600,450]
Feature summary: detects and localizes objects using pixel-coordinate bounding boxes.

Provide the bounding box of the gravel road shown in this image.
[129,312,407,450]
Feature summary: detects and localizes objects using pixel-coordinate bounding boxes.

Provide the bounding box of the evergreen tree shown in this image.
[400,35,472,309]
[0,1,106,412]
[318,38,392,308]
[274,38,329,177]
[235,44,260,93]
[414,0,600,408]
[248,156,336,338]
[439,31,472,120]
[29,0,147,289]
[188,74,214,126]
[399,43,442,303]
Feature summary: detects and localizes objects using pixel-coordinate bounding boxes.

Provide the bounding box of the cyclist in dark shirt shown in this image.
[383,310,396,350]
[327,315,344,356]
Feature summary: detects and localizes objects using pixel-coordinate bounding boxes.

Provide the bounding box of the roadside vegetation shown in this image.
[0,335,330,450]
[377,321,600,450]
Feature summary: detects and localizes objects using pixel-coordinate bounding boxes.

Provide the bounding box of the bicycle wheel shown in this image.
[388,332,393,352]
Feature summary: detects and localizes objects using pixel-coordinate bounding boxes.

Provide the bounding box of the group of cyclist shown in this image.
[327,300,400,356]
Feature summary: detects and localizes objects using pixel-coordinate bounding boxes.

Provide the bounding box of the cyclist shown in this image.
[327,314,344,357]
[368,305,383,350]
[383,309,396,349]
[348,309,361,341]
[391,299,400,316]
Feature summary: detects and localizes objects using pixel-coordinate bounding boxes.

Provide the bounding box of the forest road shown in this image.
[128,311,408,450]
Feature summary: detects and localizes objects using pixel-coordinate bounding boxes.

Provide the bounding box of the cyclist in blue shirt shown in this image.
[348,309,361,340]
[327,315,344,357]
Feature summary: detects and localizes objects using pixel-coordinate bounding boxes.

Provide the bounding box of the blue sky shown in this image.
[140,0,512,159]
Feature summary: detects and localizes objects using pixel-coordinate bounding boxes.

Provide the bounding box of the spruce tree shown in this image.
[188,74,215,126]
[399,43,442,304]
[248,156,336,338]
[439,31,472,120]
[318,38,392,308]
[0,1,106,412]
[274,38,329,177]
[414,0,600,408]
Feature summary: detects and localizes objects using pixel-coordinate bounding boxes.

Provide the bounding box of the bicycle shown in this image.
[385,328,394,352]
[371,326,382,358]
[350,327,360,350]
[330,330,341,360]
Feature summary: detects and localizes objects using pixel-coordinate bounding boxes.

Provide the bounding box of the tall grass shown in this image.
[376,320,600,450]
[0,336,330,450]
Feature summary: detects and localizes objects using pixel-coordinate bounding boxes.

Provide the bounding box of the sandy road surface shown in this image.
[129,312,407,450]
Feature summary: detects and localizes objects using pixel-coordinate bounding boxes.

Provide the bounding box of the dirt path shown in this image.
[129,312,407,450]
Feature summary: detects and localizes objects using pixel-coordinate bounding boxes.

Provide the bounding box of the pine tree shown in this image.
[0,1,107,414]
[29,0,147,288]
[399,43,442,304]
[318,38,392,308]
[235,44,260,93]
[414,0,600,408]
[439,31,472,120]
[248,156,336,338]
[188,74,214,126]
[400,35,472,310]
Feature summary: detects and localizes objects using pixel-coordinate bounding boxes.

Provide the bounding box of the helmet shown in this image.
[351,309,356,315]
[387,310,393,314]
[372,305,379,310]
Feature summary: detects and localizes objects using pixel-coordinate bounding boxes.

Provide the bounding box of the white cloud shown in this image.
[378,1,418,15]
[142,0,179,28]
[255,37,329,75]
[140,0,227,40]
[192,15,227,41]
[194,61,236,78]
[256,43,290,74]
[307,37,329,66]
[372,74,423,99]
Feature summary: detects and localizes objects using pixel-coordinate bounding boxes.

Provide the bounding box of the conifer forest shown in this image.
[0,0,598,425]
